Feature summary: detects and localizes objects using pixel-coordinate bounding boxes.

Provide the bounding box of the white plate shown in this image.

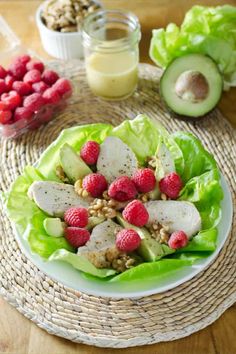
[14,175,233,299]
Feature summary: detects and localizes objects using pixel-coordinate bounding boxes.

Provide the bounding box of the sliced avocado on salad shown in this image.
[60,143,92,182]
[5,115,223,283]
[44,217,66,237]
[160,54,223,117]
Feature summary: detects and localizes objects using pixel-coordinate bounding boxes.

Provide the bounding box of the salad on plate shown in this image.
[5,115,223,283]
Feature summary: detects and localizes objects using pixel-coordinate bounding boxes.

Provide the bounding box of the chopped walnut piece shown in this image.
[74,179,89,198]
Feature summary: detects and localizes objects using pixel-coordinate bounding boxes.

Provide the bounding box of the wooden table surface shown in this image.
[0,1,235,354]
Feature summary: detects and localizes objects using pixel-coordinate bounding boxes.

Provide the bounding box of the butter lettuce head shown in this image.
[149,5,236,88]
[4,115,223,282]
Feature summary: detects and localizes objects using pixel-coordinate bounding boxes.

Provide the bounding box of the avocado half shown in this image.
[160,54,223,118]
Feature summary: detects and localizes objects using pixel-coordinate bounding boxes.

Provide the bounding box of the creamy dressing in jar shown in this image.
[82,10,141,100]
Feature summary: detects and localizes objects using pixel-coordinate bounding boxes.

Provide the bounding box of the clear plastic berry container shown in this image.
[0,16,72,139]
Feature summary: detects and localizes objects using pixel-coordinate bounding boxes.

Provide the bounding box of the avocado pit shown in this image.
[175,70,209,103]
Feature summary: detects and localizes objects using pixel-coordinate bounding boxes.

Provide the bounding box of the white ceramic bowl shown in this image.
[36,2,101,60]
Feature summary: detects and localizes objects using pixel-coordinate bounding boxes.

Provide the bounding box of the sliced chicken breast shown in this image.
[77,219,122,268]
[28,181,90,217]
[97,136,138,183]
[145,200,201,238]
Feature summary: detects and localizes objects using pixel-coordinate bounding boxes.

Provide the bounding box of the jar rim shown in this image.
[82,9,141,51]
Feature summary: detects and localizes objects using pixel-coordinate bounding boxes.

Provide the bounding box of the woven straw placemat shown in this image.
[0,63,235,348]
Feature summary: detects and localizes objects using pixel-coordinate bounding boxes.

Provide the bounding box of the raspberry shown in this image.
[15,54,31,65]
[0,65,7,79]
[1,91,21,110]
[42,70,59,85]
[14,107,33,121]
[122,200,149,227]
[0,110,12,124]
[64,207,88,228]
[108,176,137,202]
[12,81,32,96]
[82,173,108,197]
[53,78,72,96]
[32,81,49,94]
[159,172,182,199]
[132,168,156,193]
[168,231,188,249]
[42,87,61,104]
[26,60,44,73]
[23,69,41,85]
[5,75,15,91]
[116,229,141,252]
[0,79,7,95]
[8,61,27,79]
[23,93,45,112]
[65,227,90,248]
[80,141,100,165]
[0,101,7,110]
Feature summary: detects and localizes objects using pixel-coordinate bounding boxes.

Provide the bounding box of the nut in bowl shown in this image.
[0,53,72,138]
[36,0,102,60]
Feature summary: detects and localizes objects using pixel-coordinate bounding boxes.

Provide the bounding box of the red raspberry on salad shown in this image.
[12,81,32,96]
[53,78,72,96]
[116,229,141,252]
[1,91,21,110]
[14,107,33,121]
[132,168,156,193]
[80,141,100,165]
[9,60,27,80]
[108,176,137,202]
[26,60,45,73]
[65,227,90,248]
[64,207,88,228]
[23,93,45,112]
[0,110,12,124]
[82,173,108,197]
[168,230,188,249]
[42,70,59,85]
[23,69,41,85]
[122,200,149,227]
[43,87,61,104]
[159,172,182,199]
[0,65,7,79]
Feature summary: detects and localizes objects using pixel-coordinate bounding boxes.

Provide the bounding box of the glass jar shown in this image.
[82,9,141,100]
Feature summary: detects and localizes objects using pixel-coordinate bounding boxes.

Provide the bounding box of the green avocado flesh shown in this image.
[59,143,92,182]
[43,218,65,237]
[160,54,223,117]
[116,214,167,261]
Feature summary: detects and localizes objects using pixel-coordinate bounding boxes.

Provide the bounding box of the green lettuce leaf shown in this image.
[49,249,117,278]
[110,259,193,282]
[149,5,236,88]
[172,131,217,182]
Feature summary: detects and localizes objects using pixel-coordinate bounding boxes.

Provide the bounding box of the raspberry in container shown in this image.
[0,16,73,139]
